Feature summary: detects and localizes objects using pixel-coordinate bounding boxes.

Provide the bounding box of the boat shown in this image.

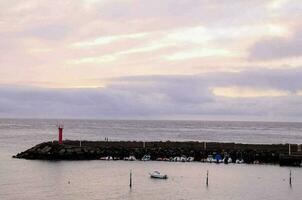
[106,156,113,160]
[213,153,223,163]
[206,155,214,163]
[253,160,259,164]
[142,155,151,161]
[187,157,194,162]
[172,156,181,162]
[128,155,136,161]
[236,159,244,164]
[180,156,187,162]
[163,158,170,161]
[223,156,232,164]
[149,171,168,179]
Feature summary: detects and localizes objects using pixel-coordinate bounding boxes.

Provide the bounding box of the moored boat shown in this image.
[149,171,168,179]
[142,155,151,161]
[129,155,136,161]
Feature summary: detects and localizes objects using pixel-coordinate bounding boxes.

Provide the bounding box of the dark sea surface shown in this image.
[1,119,302,200]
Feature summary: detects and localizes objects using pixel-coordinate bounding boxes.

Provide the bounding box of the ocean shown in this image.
[1,119,302,200]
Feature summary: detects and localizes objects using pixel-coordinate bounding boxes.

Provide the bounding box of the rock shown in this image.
[59,149,66,155]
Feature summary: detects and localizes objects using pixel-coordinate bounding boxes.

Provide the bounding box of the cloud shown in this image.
[0,67,302,121]
[25,24,70,40]
[72,32,148,48]
[1,0,301,88]
[249,27,302,60]
[1,0,302,112]
[212,86,289,98]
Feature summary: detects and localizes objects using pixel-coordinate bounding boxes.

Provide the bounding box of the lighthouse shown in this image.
[57,124,64,144]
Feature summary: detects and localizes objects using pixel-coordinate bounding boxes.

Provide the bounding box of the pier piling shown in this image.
[130,169,132,188]
[289,170,292,187]
[206,170,209,187]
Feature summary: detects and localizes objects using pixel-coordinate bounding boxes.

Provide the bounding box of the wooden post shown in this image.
[130,169,132,188]
[289,144,291,156]
[289,170,292,187]
[80,140,82,147]
[204,142,207,150]
[206,170,209,187]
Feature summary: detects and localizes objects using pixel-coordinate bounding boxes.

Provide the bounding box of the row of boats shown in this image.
[100,154,245,164]
[201,154,244,164]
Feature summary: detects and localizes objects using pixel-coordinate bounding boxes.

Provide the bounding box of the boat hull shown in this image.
[150,174,168,179]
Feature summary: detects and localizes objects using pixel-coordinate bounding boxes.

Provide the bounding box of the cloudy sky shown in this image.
[0,0,302,121]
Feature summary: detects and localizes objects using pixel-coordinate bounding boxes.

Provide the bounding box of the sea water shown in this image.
[0,119,302,200]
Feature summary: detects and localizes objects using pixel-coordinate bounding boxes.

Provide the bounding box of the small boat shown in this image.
[180,156,187,162]
[173,156,181,162]
[206,155,214,163]
[162,158,170,161]
[253,160,259,164]
[106,156,113,160]
[223,156,232,164]
[128,155,136,161]
[142,155,151,161]
[236,159,244,164]
[214,154,223,163]
[149,171,168,179]
[187,157,194,162]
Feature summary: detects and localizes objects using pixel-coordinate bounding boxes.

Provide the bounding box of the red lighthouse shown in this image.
[57,124,64,144]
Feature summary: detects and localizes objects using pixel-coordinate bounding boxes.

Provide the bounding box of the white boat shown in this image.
[187,157,194,162]
[149,171,168,179]
[180,156,187,162]
[206,155,214,163]
[142,155,151,161]
[106,156,113,160]
[223,157,232,164]
[173,157,180,162]
[128,155,136,161]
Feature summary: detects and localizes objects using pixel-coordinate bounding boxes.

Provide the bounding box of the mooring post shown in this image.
[206,170,209,187]
[289,170,292,187]
[130,169,132,188]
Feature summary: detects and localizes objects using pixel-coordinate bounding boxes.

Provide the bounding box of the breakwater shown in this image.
[13,140,302,166]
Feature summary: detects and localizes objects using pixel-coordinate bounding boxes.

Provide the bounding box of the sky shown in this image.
[0,0,302,121]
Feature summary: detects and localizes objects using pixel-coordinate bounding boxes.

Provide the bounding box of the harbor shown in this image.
[2,119,302,200]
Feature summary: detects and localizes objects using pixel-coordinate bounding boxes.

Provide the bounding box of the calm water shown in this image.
[1,119,302,200]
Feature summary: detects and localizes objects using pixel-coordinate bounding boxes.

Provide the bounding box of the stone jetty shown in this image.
[13,140,302,167]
